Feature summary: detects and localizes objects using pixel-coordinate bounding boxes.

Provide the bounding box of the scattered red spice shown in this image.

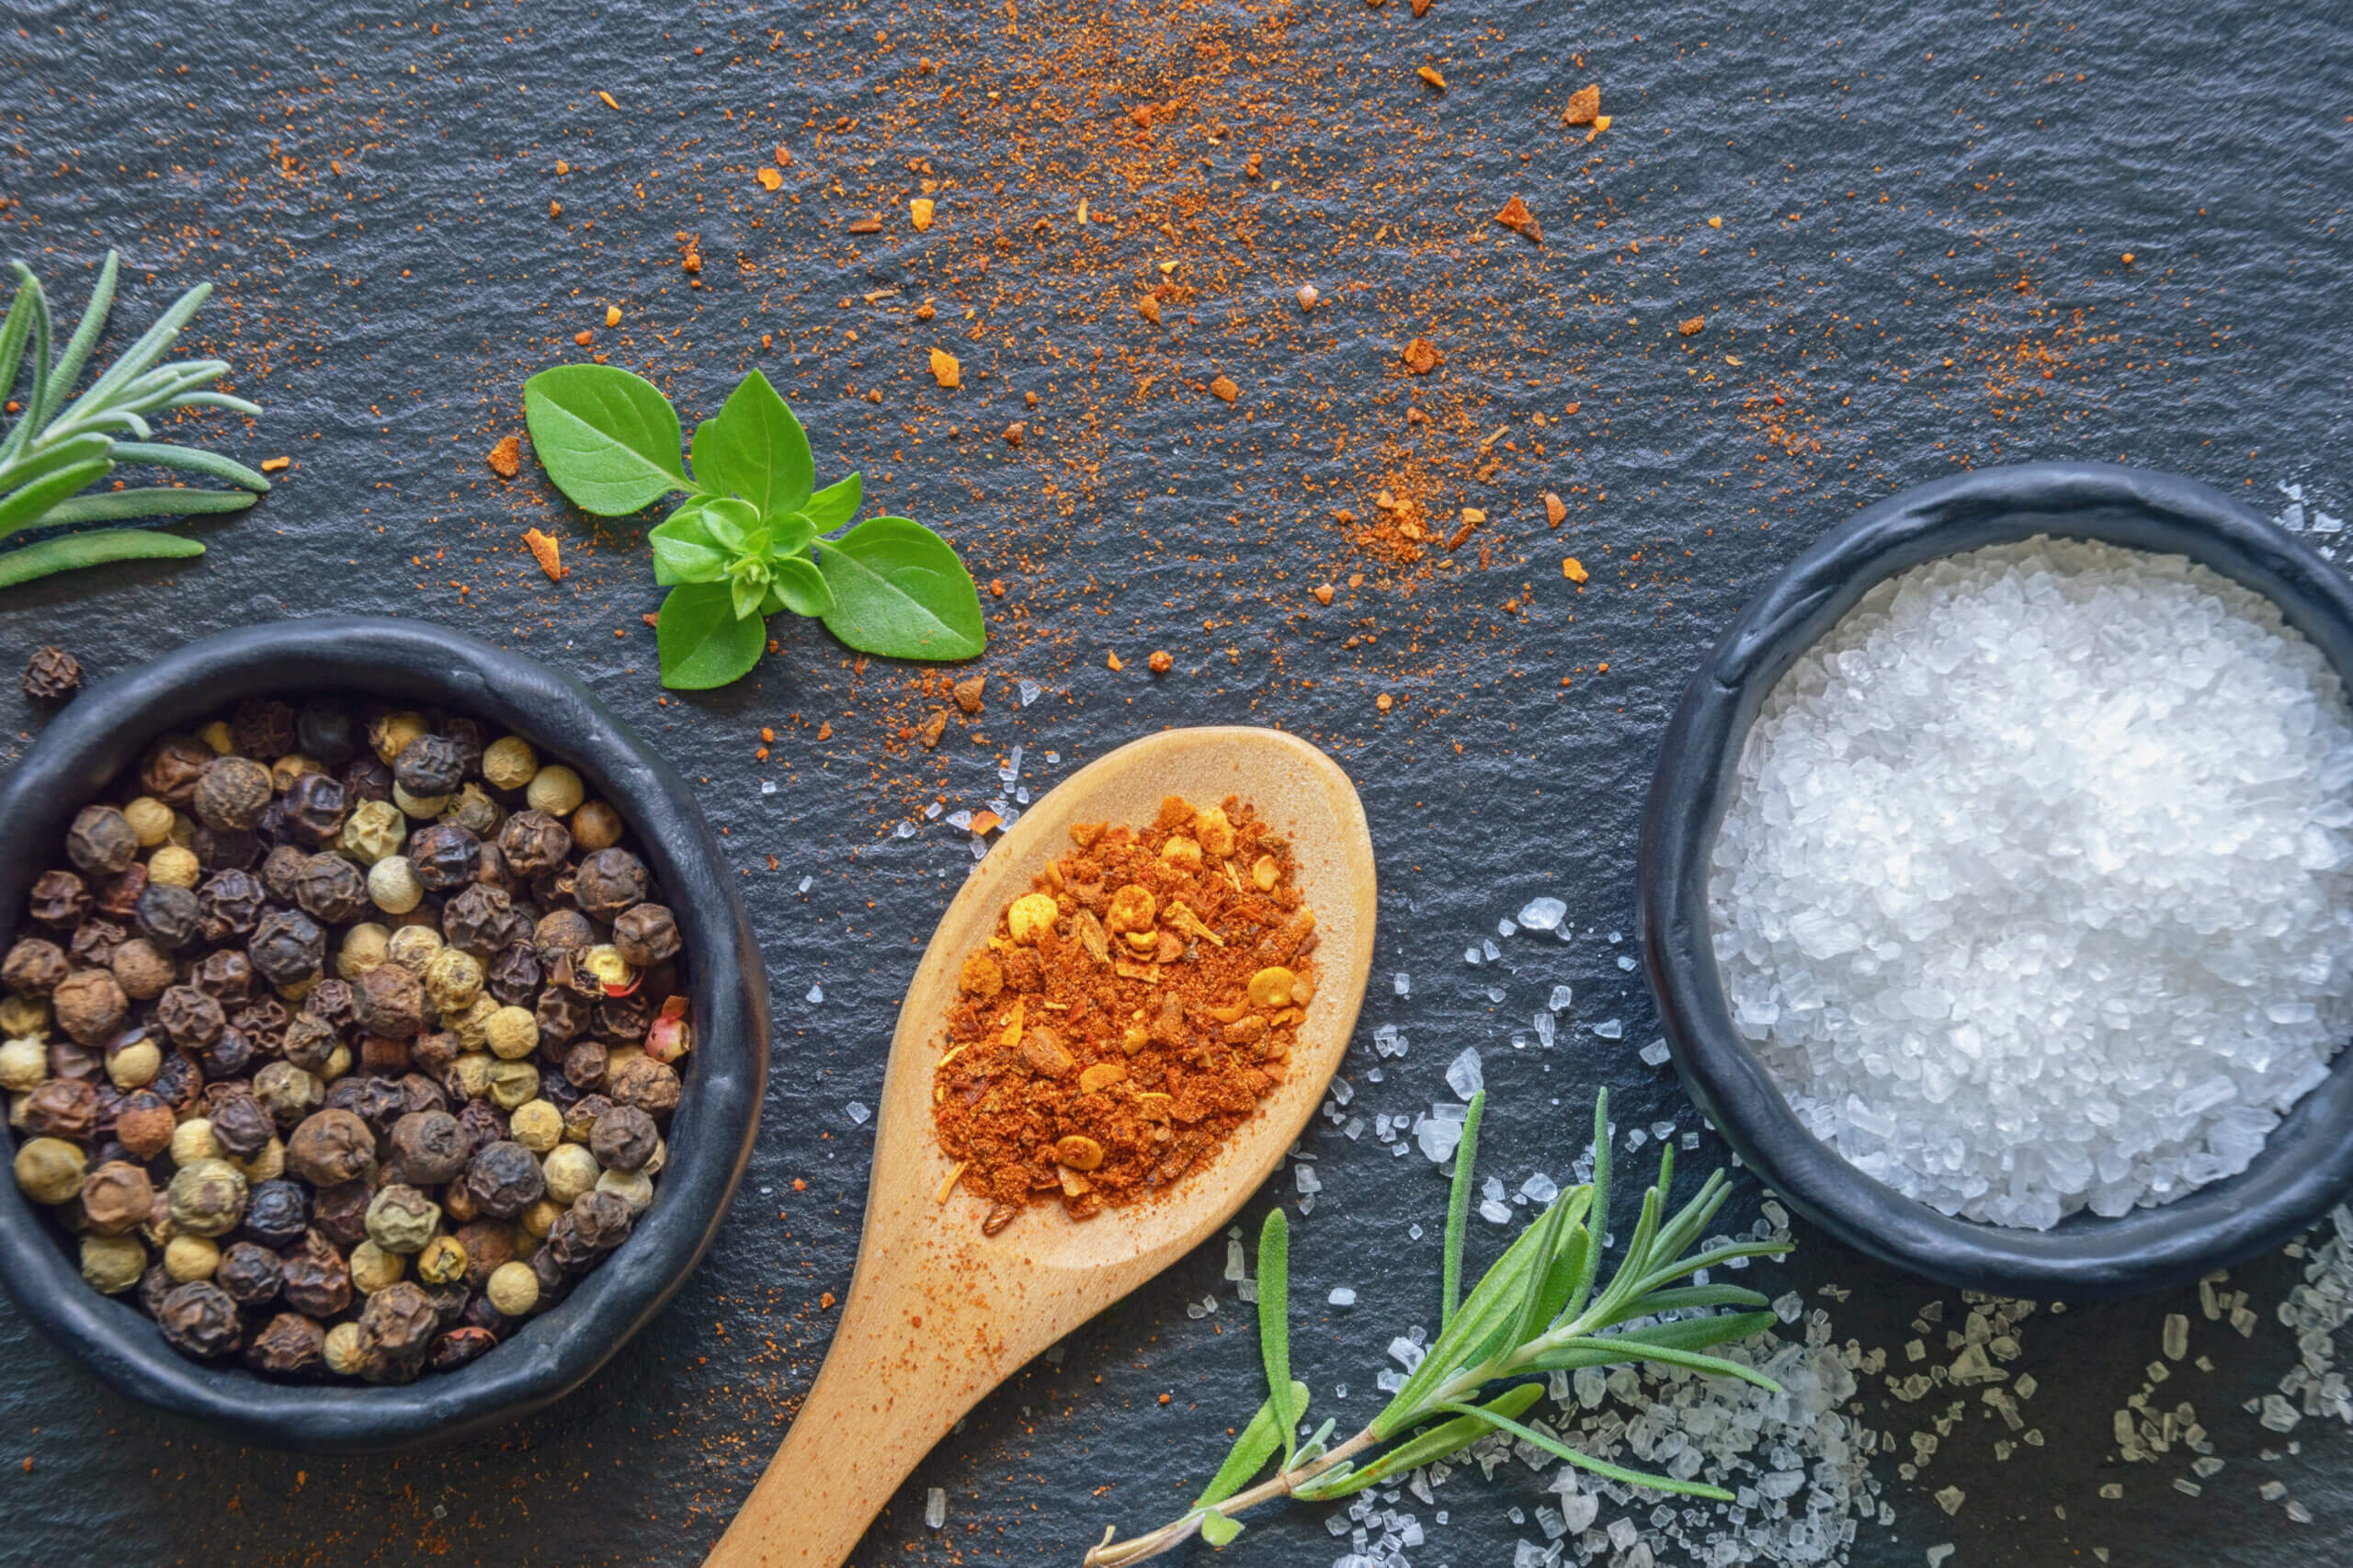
[485,436,521,479]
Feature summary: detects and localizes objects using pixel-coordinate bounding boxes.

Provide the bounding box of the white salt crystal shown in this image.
[1394,972,1412,997]
[1388,1336,1425,1371]
[1534,1011,1556,1049]
[1521,1173,1559,1203]
[1329,1287,1357,1307]
[845,1101,870,1125]
[925,1487,948,1528]
[1710,538,2353,1228]
[806,983,824,1004]
[796,875,813,893]
[1519,896,1568,931]
[1018,679,1042,706]
[1482,937,1502,963]
[1639,1039,1671,1067]
[1446,1048,1483,1099]
[1593,1019,1623,1040]
[1225,1239,1245,1280]
[1295,1165,1323,1195]
[759,779,777,795]
[1548,984,1574,1011]
[1498,918,1518,937]
[1465,946,1483,967]
[1480,1199,1510,1223]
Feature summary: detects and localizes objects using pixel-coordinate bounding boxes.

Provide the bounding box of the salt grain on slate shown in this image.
[845,1101,870,1125]
[1518,896,1568,931]
[1711,538,2353,1229]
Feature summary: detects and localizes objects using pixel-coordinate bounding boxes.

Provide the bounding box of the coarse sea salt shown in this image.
[1711,538,2353,1229]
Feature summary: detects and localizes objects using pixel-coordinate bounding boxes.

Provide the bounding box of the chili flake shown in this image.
[1563,83,1601,126]
[1493,196,1543,244]
[929,348,962,389]
[486,437,521,479]
[522,528,566,581]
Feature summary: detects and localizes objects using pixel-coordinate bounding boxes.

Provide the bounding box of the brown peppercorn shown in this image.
[91,861,149,920]
[208,1092,277,1161]
[551,1187,634,1269]
[51,969,128,1046]
[192,756,274,833]
[248,909,326,989]
[324,1074,406,1133]
[591,991,653,1045]
[245,1312,324,1377]
[279,771,350,847]
[356,1279,438,1383]
[278,1228,354,1317]
[358,1034,413,1074]
[78,1161,155,1235]
[65,805,140,877]
[23,1076,99,1141]
[193,868,269,947]
[133,882,201,951]
[230,699,298,760]
[497,810,572,880]
[607,1055,682,1119]
[562,1093,614,1144]
[389,1109,471,1187]
[156,1280,243,1358]
[561,1038,609,1091]
[260,844,308,904]
[464,1140,544,1220]
[139,734,213,806]
[215,1240,284,1307]
[107,938,173,1002]
[229,996,289,1051]
[610,903,681,968]
[534,985,590,1043]
[1,937,68,996]
[286,1108,379,1187]
[428,1325,499,1371]
[302,977,358,1032]
[532,909,595,964]
[155,984,226,1051]
[485,943,541,1007]
[308,1183,371,1251]
[453,1220,517,1289]
[410,1029,460,1079]
[589,1105,658,1173]
[290,851,370,925]
[114,1090,177,1160]
[442,883,523,955]
[573,847,649,920]
[188,823,260,873]
[354,962,426,1040]
[408,824,481,896]
[252,1060,324,1129]
[67,916,124,969]
[28,869,91,926]
[21,645,82,705]
[393,734,466,798]
[241,1178,311,1248]
[188,951,254,1007]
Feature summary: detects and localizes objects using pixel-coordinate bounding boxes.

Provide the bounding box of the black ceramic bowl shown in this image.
[0,617,769,1449]
[1641,462,2353,1301]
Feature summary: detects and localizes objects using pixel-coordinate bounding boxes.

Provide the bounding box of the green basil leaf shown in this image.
[689,368,813,517]
[523,365,690,516]
[699,496,761,556]
[801,471,862,532]
[759,585,786,615]
[655,582,767,690]
[1198,1509,1242,1549]
[812,517,985,661]
[768,554,834,617]
[649,503,728,585]
[729,569,769,623]
[768,511,817,560]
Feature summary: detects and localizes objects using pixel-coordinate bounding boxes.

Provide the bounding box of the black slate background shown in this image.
[3,1,2351,1564]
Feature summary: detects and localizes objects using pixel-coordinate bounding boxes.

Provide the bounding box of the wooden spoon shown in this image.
[705,725,1376,1568]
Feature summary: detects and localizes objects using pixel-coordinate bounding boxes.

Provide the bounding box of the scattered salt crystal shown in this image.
[1533,1011,1556,1049]
[1518,896,1568,931]
[1772,1291,1803,1324]
[893,821,915,838]
[1387,1336,1425,1371]
[2164,1313,2189,1360]
[1639,1039,1671,1067]
[1224,1239,1245,1280]
[1446,1048,1483,1099]
[1479,1199,1511,1223]
[1548,984,1574,1012]
[1497,918,1518,937]
[1592,1018,1623,1040]
[1616,954,1637,971]
[925,801,943,819]
[1295,1165,1323,1195]
[1018,679,1042,706]
[1329,1287,1357,1307]
[946,809,973,830]
[2288,1499,2314,1522]
[925,1487,948,1528]
[806,983,824,1004]
[759,779,777,795]
[1926,1548,1955,1567]
[1934,1485,1965,1516]
[844,1101,870,1125]
[1521,1173,1559,1204]
[1408,1222,1423,1240]
[1394,972,1412,997]
[796,875,813,893]
[1482,938,1502,963]
[1464,946,1483,967]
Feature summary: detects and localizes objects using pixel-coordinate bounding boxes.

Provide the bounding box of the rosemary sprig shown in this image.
[0,251,267,588]
[1082,1090,1793,1566]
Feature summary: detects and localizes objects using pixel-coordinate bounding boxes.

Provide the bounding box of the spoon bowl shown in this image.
[707,725,1375,1568]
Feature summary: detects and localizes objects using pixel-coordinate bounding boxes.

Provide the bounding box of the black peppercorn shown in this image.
[408,822,481,894]
[611,903,682,968]
[285,1108,378,1187]
[260,844,308,905]
[442,883,523,955]
[92,862,148,921]
[247,908,325,988]
[157,1281,243,1358]
[540,1062,585,1109]
[591,1105,659,1174]
[530,1241,573,1305]
[65,805,140,877]
[309,1184,371,1252]
[52,969,128,1046]
[421,1277,470,1328]
[395,1072,447,1118]
[560,1040,608,1092]
[302,977,358,1032]
[440,716,488,777]
[196,869,270,946]
[453,1220,517,1288]
[573,847,649,920]
[216,1241,284,1307]
[28,869,91,926]
[354,962,426,1040]
[290,851,370,925]
[229,997,289,1051]
[496,810,572,880]
[209,1091,277,1161]
[606,1055,681,1120]
[22,645,82,705]
[388,1109,470,1187]
[279,1014,339,1074]
[278,1228,354,1318]
[463,1140,544,1220]
[296,700,357,766]
[134,882,201,951]
[149,1049,201,1113]
[189,1028,252,1083]
[532,908,596,964]
[459,1295,507,1337]
[1,937,68,995]
[192,756,274,833]
[188,824,261,872]
[280,772,349,846]
[155,984,226,1051]
[394,734,466,798]
[67,916,124,969]
[428,1325,498,1372]
[255,795,293,849]
[592,992,653,1045]
[140,734,212,806]
[246,1312,325,1376]
[454,1098,508,1158]
[240,1179,310,1248]
[340,753,394,803]
[485,942,540,1007]
[357,1280,438,1383]
[230,699,298,761]
[534,985,590,1044]
[530,864,578,912]
[137,1262,176,1320]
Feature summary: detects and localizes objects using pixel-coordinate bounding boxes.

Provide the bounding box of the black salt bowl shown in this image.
[0,618,769,1449]
[1640,462,2353,1301]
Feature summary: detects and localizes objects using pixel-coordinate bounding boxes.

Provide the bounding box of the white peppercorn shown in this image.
[384,923,443,973]
[508,1099,563,1153]
[340,799,406,864]
[0,1036,46,1092]
[163,1233,221,1283]
[349,1240,405,1294]
[541,1143,601,1206]
[123,797,176,847]
[485,1059,540,1111]
[369,710,428,766]
[165,1159,248,1237]
[484,1005,539,1061]
[146,844,201,889]
[525,765,585,818]
[337,922,392,978]
[14,1136,85,1203]
[482,735,538,791]
[169,1118,222,1167]
[368,856,424,915]
[366,1184,441,1254]
[323,1321,366,1377]
[81,1233,147,1294]
[596,1167,654,1215]
[106,1035,162,1090]
[424,948,484,1015]
[449,1053,494,1102]
[485,1259,539,1316]
[391,781,449,821]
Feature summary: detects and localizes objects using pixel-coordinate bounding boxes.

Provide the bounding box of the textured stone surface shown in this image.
[0,0,2349,1563]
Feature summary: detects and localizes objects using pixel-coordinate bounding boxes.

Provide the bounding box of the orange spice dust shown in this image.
[930,792,1315,1234]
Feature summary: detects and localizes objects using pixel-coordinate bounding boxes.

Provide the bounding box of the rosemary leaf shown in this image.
[45,250,117,414]
[1197,1509,1242,1548]
[0,528,200,589]
[1439,1088,1485,1325]
[109,442,272,492]
[41,487,256,527]
[1253,1208,1296,1468]
[0,458,115,537]
[1429,1400,1735,1502]
[1191,1380,1308,1510]
[1292,1383,1543,1501]
[1522,1311,1779,1373]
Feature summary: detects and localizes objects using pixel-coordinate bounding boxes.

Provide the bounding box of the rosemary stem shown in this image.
[1081,1426,1383,1568]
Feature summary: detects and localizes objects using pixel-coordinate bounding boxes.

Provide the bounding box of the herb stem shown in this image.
[1082,1426,1382,1568]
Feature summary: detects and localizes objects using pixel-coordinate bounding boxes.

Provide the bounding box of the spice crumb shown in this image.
[1678,315,1706,336]
[1210,375,1239,403]
[1147,650,1174,674]
[1494,196,1543,244]
[1416,64,1448,92]
[1563,557,1588,584]
[486,437,522,479]
[911,198,936,231]
[1544,492,1567,527]
[929,348,962,389]
[1563,83,1601,125]
[522,528,566,580]
[1401,337,1444,375]
[1376,693,1394,712]
[1313,584,1335,605]
[259,456,292,474]
[1106,651,1124,672]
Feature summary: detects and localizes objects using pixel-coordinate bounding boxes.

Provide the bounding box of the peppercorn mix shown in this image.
[931,793,1314,1234]
[3,696,696,1382]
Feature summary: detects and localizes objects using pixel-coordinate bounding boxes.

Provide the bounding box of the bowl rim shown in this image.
[1638,461,2353,1300]
[0,615,769,1450]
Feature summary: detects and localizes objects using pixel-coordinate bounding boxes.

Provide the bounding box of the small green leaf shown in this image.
[649,503,728,585]
[1198,1509,1242,1548]
[768,554,834,617]
[1192,1380,1309,1510]
[654,582,767,690]
[729,569,769,622]
[767,510,817,560]
[0,527,201,590]
[689,368,813,517]
[0,457,116,538]
[801,471,861,531]
[1442,1090,1486,1326]
[1256,1208,1296,1469]
[523,364,689,516]
[813,517,985,660]
[699,496,760,555]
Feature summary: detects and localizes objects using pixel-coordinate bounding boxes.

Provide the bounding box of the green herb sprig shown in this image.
[0,251,268,588]
[521,363,985,689]
[1083,1090,1793,1566]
